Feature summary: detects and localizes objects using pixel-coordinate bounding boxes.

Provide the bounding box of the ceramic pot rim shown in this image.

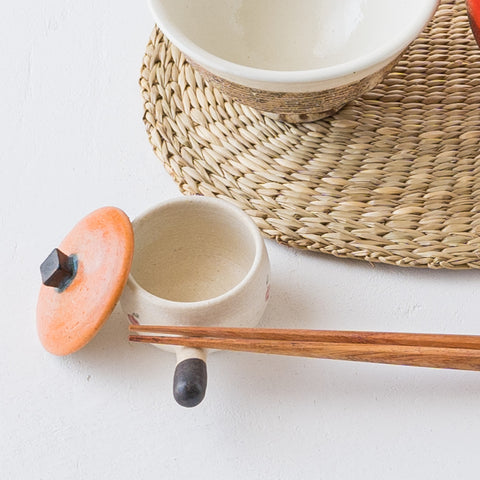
[126,195,267,310]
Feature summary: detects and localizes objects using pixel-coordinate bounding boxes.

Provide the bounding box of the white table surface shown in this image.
[2,1,480,478]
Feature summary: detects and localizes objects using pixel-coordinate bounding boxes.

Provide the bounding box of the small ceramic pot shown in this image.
[148,0,439,122]
[120,196,270,407]
[37,196,270,407]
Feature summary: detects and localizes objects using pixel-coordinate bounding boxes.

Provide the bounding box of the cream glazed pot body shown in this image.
[120,196,270,406]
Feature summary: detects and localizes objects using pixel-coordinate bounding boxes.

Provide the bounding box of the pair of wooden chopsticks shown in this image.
[128,325,480,371]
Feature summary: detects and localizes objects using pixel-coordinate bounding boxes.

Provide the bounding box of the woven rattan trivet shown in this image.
[141,0,480,269]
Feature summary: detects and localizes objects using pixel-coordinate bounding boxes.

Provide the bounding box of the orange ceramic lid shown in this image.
[37,207,134,355]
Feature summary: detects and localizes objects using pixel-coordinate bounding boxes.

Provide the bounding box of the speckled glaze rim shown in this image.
[141,0,480,269]
[125,196,267,309]
[147,0,439,85]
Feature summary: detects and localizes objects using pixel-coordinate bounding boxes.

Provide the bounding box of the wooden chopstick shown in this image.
[128,325,480,350]
[128,333,480,371]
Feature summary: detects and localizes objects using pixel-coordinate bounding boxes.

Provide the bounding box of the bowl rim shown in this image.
[148,0,439,84]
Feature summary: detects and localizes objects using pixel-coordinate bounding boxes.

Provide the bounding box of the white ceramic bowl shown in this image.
[149,0,439,122]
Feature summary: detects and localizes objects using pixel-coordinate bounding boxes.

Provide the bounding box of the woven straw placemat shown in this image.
[141,0,480,269]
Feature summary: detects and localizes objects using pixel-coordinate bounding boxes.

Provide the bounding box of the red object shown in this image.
[467,0,480,46]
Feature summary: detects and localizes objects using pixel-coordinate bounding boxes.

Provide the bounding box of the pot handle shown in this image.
[173,347,207,407]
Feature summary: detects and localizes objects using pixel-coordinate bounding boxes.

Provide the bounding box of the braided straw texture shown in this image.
[141,0,480,269]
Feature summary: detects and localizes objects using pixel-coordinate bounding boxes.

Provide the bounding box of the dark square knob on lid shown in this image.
[40,248,76,289]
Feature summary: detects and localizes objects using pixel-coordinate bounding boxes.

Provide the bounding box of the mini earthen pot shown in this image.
[37,196,270,407]
[148,0,439,122]
[121,197,270,406]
